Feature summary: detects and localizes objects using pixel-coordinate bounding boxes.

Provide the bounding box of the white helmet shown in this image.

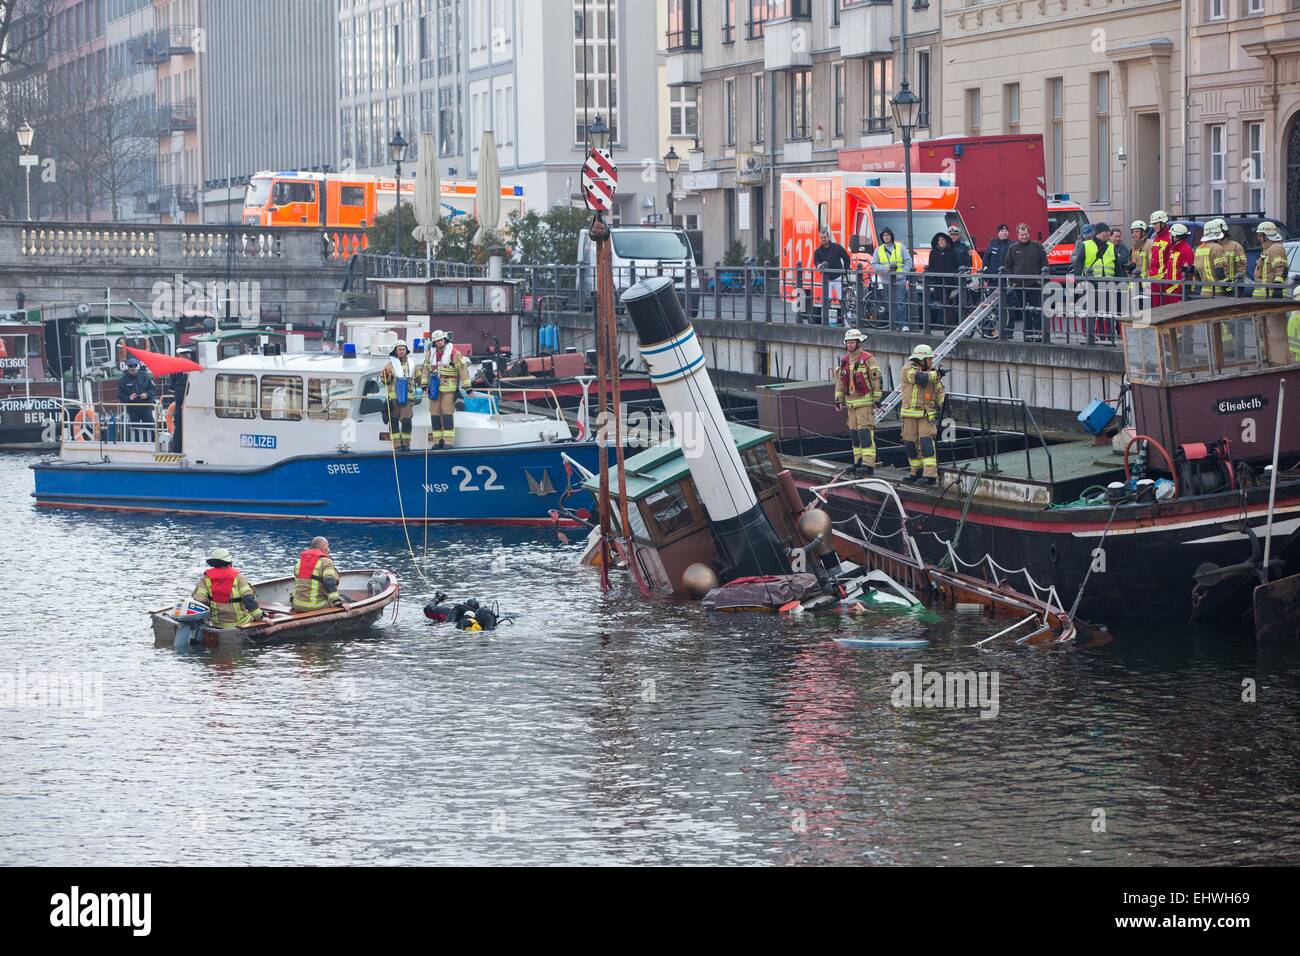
[843,328,865,344]
[1130,220,1147,232]
[1201,220,1225,241]
[909,344,935,362]
[1257,221,1282,240]
[1169,223,1190,239]
[1149,210,1170,225]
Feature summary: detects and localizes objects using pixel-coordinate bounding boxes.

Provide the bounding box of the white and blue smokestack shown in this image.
[621,276,789,580]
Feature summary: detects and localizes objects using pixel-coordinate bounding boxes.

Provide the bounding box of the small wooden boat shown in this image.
[151,569,400,649]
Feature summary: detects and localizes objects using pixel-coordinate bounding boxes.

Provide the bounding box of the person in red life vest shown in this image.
[292,536,344,612]
[1159,223,1196,305]
[833,328,883,476]
[191,547,263,629]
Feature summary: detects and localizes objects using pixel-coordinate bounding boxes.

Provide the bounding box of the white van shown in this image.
[576,226,696,299]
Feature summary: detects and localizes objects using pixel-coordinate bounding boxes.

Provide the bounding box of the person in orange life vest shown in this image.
[833,328,883,476]
[292,536,344,612]
[191,547,263,629]
[421,329,469,448]
[1158,223,1196,305]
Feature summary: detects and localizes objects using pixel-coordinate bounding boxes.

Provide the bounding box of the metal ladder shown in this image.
[874,289,1000,423]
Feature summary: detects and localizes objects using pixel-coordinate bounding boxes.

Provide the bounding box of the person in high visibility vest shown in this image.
[379,341,421,452]
[191,547,263,629]
[292,536,344,612]
[1071,221,1118,277]
[1253,222,1288,299]
[900,343,946,486]
[1194,220,1232,297]
[422,329,470,448]
[1287,287,1300,363]
[871,227,913,330]
[833,328,883,476]
[1154,222,1195,305]
[1129,221,1150,278]
[1205,218,1247,295]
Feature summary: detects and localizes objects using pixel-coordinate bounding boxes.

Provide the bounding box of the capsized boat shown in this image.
[32,336,603,526]
[151,569,399,648]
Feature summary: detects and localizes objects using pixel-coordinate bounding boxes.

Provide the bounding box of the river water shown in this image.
[2,449,1298,866]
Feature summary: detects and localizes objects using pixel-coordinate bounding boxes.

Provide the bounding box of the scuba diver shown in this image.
[423,592,502,631]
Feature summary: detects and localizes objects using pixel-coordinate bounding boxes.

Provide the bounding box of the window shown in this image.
[833,62,846,138]
[722,0,735,42]
[746,0,765,38]
[830,0,841,27]
[725,77,737,145]
[1245,121,1265,212]
[643,482,702,540]
[788,69,811,140]
[573,0,619,145]
[1247,0,1263,13]
[215,374,257,420]
[1162,325,1212,379]
[670,85,699,138]
[1208,0,1224,19]
[767,0,811,17]
[965,88,981,135]
[917,49,930,127]
[274,181,316,205]
[667,0,701,50]
[1216,318,1259,370]
[1092,72,1110,202]
[864,56,892,133]
[1047,77,1064,193]
[260,375,304,422]
[1124,327,1159,381]
[743,444,780,493]
[1208,124,1226,215]
[307,378,355,422]
[1004,82,1020,134]
[753,74,766,143]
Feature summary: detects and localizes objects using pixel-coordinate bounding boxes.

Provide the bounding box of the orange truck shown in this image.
[779,170,981,305]
[242,170,526,230]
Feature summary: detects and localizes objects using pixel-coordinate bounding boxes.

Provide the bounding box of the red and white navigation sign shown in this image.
[582,148,618,212]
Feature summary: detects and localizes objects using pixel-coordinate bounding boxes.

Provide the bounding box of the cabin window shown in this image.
[260,374,304,421]
[406,286,429,312]
[743,445,780,493]
[1165,325,1212,379]
[215,374,258,419]
[1214,318,1260,371]
[1124,326,1158,381]
[643,481,702,540]
[384,287,405,312]
[341,185,366,207]
[274,181,316,205]
[307,378,355,421]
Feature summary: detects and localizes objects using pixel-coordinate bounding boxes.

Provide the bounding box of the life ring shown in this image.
[72,406,100,441]
[165,402,176,434]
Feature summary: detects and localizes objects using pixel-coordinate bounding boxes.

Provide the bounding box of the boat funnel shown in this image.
[621,276,789,580]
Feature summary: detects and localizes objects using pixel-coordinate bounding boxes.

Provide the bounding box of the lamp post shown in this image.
[389,128,409,259]
[663,144,681,225]
[16,120,36,222]
[890,81,922,259]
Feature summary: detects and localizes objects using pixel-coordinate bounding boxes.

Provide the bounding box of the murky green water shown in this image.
[1,450,1297,865]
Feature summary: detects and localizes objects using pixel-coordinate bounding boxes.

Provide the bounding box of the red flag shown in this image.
[124,345,202,376]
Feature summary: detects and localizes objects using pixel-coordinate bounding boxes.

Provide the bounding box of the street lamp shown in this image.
[389,128,409,258]
[890,80,922,260]
[588,114,611,152]
[16,120,36,221]
[663,145,681,224]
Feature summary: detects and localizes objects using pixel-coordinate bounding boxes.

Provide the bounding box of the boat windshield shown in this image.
[245,177,272,209]
[611,230,692,261]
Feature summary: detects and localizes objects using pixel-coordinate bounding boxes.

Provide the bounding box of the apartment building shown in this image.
[941,0,1184,231]
[672,0,941,264]
[336,0,662,223]
[1186,0,1300,230]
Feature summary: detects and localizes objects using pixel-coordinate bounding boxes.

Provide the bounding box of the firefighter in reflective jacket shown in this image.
[833,328,883,476]
[379,341,421,452]
[900,344,945,486]
[1289,287,1300,363]
[1208,218,1247,294]
[191,547,263,629]
[422,329,470,448]
[292,536,344,612]
[1253,222,1288,298]
[1194,219,1236,297]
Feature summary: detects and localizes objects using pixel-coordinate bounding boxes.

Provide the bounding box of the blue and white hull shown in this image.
[32,442,600,525]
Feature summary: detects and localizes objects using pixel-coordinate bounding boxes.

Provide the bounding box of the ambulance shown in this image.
[779,171,980,307]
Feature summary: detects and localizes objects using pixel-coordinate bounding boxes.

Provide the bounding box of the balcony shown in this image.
[839,1,892,59]
[764,16,813,72]
[137,185,199,215]
[132,26,196,65]
[154,99,197,135]
[665,45,702,86]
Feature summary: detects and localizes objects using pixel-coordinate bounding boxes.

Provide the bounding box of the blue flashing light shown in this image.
[513,185,524,196]
[343,343,357,358]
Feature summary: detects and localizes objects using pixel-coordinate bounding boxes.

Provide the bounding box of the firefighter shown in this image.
[1289,287,1300,363]
[379,341,420,452]
[900,343,946,487]
[191,547,263,630]
[1145,210,1174,305]
[1206,218,1247,295]
[1129,220,1150,277]
[423,329,470,448]
[1253,222,1288,299]
[833,328,883,476]
[1194,220,1234,298]
[292,536,344,613]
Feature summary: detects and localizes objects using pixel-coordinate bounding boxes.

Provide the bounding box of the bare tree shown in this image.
[0,0,56,82]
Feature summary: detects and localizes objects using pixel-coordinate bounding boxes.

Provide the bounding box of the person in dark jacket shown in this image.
[926,233,960,329]
[812,228,852,324]
[1004,223,1049,339]
[117,356,156,441]
[166,348,193,453]
[946,224,973,272]
[982,224,1013,275]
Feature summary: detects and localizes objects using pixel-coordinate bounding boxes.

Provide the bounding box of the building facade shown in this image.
[335,0,662,225]
[1186,0,1300,230]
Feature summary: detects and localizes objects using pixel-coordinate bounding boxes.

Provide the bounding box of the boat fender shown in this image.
[835,637,931,649]
[367,571,387,596]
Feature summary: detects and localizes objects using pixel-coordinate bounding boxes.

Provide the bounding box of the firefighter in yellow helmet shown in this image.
[191,547,263,630]
[833,328,883,476]
[422,329,470,448]
[1289,286,1300,364]
[1253,222,1288,298]
[900,343,946,486]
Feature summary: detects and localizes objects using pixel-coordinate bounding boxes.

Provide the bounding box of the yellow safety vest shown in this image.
[901,363,945,420]
[878,243,904,272]
[1082,240,1117,277]
[1288,311,1300,363]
